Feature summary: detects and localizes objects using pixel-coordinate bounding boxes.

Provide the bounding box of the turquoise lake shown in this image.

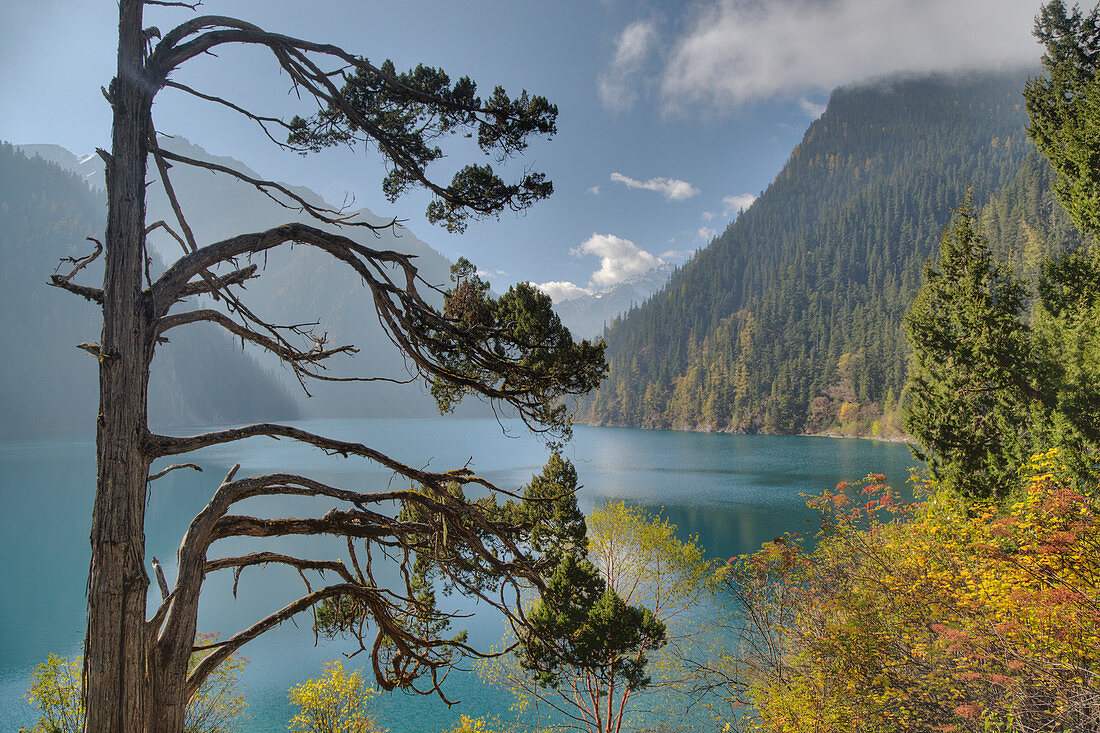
[0,418,920,731]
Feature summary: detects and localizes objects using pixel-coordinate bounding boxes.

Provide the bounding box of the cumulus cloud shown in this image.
[611,172,700,201]
[532,234,668,301]
[799,97,828,119]
[701,211,715,221]
[660,0,1039,111]
[534,280,591,303]
[598,19,659,112]
[697,227,718,242]
[722,193,756,217]
[587,185,602,195]
[573,233,665,287]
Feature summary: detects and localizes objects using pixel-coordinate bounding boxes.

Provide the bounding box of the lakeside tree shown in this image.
[21,640,248,733]
[53,3,605,732]
[1025,0,1100,235]
[903,198,1036,498]
[904,196,1100,499]
[904,1,1100,498]
[483,499,709,733]
[286,661,382,733]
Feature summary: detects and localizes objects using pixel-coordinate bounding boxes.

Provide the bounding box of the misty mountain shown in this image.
[552,264,676,339]
[0,142,298,436]
[579,70,1080,436]
[25,137,461,419]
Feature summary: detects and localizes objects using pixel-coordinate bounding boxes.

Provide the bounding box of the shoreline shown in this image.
[576,420,916,445]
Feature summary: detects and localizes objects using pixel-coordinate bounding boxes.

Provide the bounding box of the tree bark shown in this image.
[84,1,155,731]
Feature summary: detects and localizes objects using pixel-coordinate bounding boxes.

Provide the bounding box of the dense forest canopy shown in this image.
[579,70,1088,437]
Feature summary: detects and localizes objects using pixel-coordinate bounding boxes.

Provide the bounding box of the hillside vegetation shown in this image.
[580,71,1087,438]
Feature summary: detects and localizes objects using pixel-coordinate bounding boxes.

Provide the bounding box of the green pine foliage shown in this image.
[579,72,1085,437]
[1024,0,1100,235]
[903,203,1100,499]
[903,197,1037,498]
[518,553,666,692]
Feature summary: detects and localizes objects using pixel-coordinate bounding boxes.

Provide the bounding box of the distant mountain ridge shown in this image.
[21,137,463,420]
[23,139,642,350]
[0,142,298,435]
[552,263,676,339]
[579,70,1084,437]
[17,144,105,191]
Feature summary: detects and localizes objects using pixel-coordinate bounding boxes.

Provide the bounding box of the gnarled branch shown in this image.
[146,423,491,493]
[49,237,105,304]
[147,463,203,482]
[152,145,393,231]
[163,80,295,149]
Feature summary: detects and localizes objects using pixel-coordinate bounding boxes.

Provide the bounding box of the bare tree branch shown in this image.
[158,309,353,364]
[152,145,394,230]
[49,237,105,303]
[163,80,295,149]
[156,308,419,389]
[145,0,202,8]
[185,584,352,697]
[147,219,191,256]
[174,265,259,299]
[50,277,105,304]
[149,134,199,254]
[205,552,355,583]
[146,424,488,490]
[147,463,203,482]
[151,557,171,600]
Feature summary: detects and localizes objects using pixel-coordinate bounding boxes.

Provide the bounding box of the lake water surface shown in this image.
[0,418,919,731]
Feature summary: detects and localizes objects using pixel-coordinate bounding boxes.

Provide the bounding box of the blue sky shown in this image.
[1,0,1043,298]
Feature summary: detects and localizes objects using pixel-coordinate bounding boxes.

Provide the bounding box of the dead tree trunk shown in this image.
[84,1,154,731]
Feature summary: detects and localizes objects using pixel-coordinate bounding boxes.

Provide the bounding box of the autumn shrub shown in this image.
[721,452,1100,733]
[440,716,505,733]
[287,661,384,733]
[20,634,247,733]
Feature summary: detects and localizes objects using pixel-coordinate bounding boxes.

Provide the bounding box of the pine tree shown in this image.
[904,197,1035,498]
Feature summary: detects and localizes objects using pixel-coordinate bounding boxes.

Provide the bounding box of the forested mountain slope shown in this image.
[0,143,297,435]
[579,71,1086,435]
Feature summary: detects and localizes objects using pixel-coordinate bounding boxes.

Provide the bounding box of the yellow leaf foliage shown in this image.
[736,454,1100,732]
[287,661,384,733]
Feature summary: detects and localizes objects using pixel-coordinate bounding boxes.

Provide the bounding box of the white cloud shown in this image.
[660,0,1039,112]
[798,97,828,119]
[722,193,756,217]
[573,233,665,287]
[611,172,700,201]
[533,234,668,300]
[697,227,718,242]
[701,211,715,221]
[598,19,659,112]
[534,280,591,303]
[587,185,602,196]
[661,247,698,262]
